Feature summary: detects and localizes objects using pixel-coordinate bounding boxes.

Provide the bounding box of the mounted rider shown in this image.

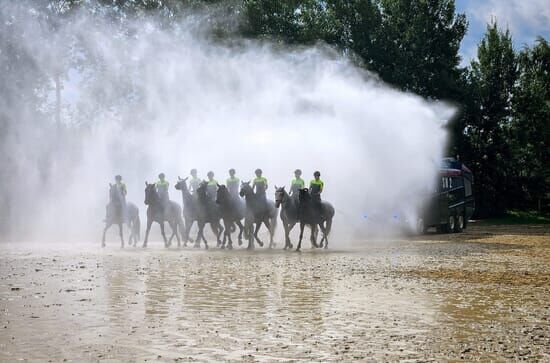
[290,169,305,197]
[310,171,324,213]
[156,173,170,215]
[189,169,202,194]
[206,171,218,201]
[110,174,128,222]
[226,168,240,197]
[253,168,268,198]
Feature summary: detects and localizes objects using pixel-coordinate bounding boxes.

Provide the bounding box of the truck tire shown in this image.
[445,215,456,233]
[455,214,464,233]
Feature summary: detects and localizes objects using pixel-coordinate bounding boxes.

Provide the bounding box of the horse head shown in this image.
[216,184,229,204]
[144,182,159,205]
[239,181,253,198]
[298,188,311,204]
[274,186,287,208]
[174,176,189,191]
[196,181,209,200]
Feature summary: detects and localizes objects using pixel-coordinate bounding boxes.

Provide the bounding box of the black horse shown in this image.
[296,188,335,251]
[143,182,185,248]
[102,184,140,248]
[239,181,277,249]
[175,177,199,247]
[274,186,300,250]
[195,181,223,249]
[216,184,245,249]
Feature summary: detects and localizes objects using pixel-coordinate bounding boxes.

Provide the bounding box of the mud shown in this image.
[1,224,548,361]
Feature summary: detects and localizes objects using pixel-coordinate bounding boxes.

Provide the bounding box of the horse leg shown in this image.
[101,223,111,248]
[310,225,319,248]
[119,223,124,248]
[143,219,153,248]
[287,222,296,249]
[296,222,305,252]
[236,220,244,246]
[254,221,264,247]
[167,220,176,246]
[160,221,169,248]
[246,220,254,250]
[184,218,192,246]
[262,219,273,248]
[319,222,329,249]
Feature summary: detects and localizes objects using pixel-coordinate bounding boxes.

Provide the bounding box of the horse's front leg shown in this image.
[319,222,328,249]
[296,222,305,252]
[245,219,254,250]
[143,219,153,248]
[310,225,319,248]
[101,223,112,248]
[118,223,124,248]
[287,222,296,249]
[160,221,169,248]
[254,221,264,247]
[236,220,244,246]
[262,219,273,248]
[167,220,176,246]
[211,222,221,248]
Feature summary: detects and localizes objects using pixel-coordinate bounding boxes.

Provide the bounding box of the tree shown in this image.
[376,0,467,99]
[466,22,517,216]
[510,38,550,211]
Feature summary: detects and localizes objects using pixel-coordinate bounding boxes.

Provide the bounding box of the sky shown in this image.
[457,0,550,65]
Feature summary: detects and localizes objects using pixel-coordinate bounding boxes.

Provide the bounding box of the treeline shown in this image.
[3,0,549,218]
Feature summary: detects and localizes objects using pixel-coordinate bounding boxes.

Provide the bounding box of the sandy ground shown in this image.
[1,224,548,362]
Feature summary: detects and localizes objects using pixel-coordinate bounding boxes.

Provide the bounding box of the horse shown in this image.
[274,186,299,250]
[175,177,199,247]
[194,181,224,249]
[216,184,245,249]
[102,183,140,248]
[143,182,185,248]
[239,181,277,249]
[296,188,334,252]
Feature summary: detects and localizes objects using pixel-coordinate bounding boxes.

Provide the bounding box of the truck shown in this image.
[416,157,475,233]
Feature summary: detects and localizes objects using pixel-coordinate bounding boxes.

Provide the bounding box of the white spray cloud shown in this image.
[1,3,449,244]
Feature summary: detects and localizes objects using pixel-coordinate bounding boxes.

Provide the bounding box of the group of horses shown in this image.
[102,177,335,252]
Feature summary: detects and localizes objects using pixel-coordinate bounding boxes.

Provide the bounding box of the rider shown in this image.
[290,169,305,197]
[206,171,218,201]
[226,168,240,197]
[253,168,268,197]
[111,175,128,222]
[189,168,202,194]
[156,173,170,214]
[309,171,324,213]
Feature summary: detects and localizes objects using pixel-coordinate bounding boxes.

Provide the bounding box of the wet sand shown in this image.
[1,224,548,361]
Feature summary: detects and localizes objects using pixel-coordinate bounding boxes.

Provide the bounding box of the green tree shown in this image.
[376,0,467,99]
[511,37,550,211]
[466,22,517,216]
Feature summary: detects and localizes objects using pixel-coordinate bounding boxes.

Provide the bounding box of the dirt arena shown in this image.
[1,224,548,361]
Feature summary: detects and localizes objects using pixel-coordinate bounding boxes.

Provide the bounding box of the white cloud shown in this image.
[472,0,550,36]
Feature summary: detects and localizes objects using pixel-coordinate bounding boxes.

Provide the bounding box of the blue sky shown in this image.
[456,0,550,65]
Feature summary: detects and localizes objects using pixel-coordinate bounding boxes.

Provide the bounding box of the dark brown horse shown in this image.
[143,182,184,248]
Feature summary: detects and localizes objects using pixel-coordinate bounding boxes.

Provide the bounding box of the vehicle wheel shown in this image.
[445,215,455,233]
[416,218,426,235]
[455,214,464,233]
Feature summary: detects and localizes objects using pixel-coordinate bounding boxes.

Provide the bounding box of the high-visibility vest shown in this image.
[190,177,201,190]
[227,176,239,185]
[207,179,218,186]
[309,179,324,193]
[156,180,169,190]
[116,181,127,195]
[291,178,305,188]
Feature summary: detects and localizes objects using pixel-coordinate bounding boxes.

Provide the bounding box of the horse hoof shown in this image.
[228,245,233,250]
[221,245,225,250]
[295,248,301,252]
[204,244,209,250]
[101,243,105,248]
[238,239,242,246]
[257,241,264,247]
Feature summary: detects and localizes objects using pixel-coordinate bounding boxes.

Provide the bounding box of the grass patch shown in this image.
[476,210,550,225]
